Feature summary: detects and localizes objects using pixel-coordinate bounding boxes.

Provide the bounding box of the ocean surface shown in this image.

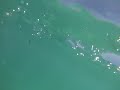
[1,0,120,90]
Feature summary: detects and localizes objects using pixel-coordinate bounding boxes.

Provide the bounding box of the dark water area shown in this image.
[1,0,120,90]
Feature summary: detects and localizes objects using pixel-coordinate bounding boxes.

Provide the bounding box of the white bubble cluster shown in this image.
[116,36,120,42]
[117,66,120,71]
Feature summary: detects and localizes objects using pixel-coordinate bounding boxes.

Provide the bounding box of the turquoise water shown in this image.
[1,0,120,90]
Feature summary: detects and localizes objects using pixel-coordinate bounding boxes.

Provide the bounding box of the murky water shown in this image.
[1,0,120,90]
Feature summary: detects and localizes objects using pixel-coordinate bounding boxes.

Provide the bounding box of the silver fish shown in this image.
[101,52,120,66]
[66,38,85,50]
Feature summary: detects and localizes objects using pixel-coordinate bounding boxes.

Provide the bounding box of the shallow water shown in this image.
[1,0,120,90]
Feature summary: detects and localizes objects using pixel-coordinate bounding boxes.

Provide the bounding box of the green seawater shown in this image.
[1,0,120,90]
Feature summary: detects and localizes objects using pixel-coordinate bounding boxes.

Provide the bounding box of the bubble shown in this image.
[72,47,76,49]
[12,9,15,12]
[93,50,96,52]
[17,7,21,12]
[6,12,10,16]
[110,63,112,65]
[94,56,99,61]
[26,3,29,6]
[91,45,94,50]
[80,53,84,56]
[44,24,46,27]
[106,33,109,36]
[37,19,40,22]
[43,14,46,17]
[37,32,40,35]
[117,39,120,42]
[93,53,97,55]
[108,67,111,69]
[97,49,100,52]
[117,49,119,51]
[117,67,120,71]
[23,10,26,14]
[67,34,70,36]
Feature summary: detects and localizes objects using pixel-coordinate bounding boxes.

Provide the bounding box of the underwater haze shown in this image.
[1,0,120,90]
